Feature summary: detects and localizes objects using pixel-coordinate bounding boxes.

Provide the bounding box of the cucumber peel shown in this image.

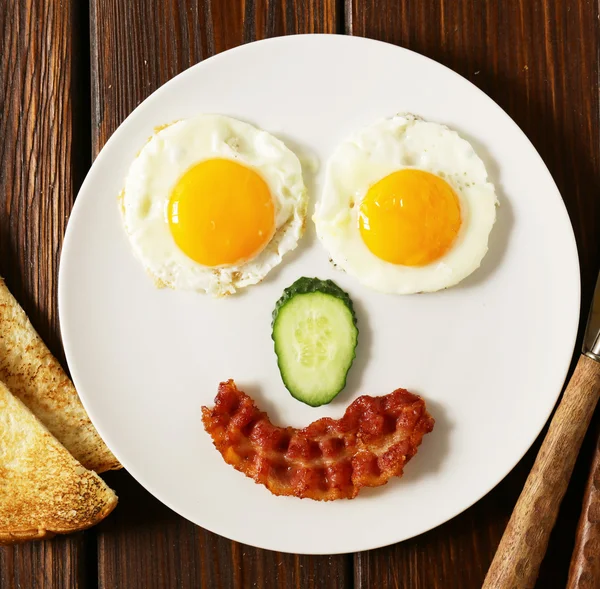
[272,277,358,407]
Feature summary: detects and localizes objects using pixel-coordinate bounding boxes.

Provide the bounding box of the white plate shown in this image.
[59,35,580,554]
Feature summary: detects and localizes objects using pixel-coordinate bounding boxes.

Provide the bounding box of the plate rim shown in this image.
[58,33,581,554]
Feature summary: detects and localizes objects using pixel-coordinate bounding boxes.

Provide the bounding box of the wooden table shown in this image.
[1,1,599,587]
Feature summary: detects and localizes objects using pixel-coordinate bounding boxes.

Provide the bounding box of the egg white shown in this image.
[121,115,308,296]
[313,114,498,294]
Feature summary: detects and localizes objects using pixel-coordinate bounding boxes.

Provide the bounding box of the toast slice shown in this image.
[0,380,117,544]
[0,278,120,473]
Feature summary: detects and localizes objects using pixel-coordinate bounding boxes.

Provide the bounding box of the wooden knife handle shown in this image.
[567,418,600,588]
[483,354,600,589]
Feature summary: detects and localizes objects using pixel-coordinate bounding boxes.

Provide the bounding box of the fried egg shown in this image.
[314,114,498,294]
[121,115,308,296]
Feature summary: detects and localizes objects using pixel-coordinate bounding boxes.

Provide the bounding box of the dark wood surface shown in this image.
[0,1,90,588]
[0,0,598,587]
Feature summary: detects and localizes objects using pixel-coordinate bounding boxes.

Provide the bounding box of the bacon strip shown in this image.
[202,380,435,501]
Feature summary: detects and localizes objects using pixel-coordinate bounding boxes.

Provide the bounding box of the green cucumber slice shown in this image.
[272,277,358,407]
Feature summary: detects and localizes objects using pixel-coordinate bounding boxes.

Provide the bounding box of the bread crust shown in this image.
[0,496,117,544]
[0,380,118,544]
[0,278,120,473]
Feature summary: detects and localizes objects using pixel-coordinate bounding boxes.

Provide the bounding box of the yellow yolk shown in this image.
[359,169,462,266]
[168,158,275,267]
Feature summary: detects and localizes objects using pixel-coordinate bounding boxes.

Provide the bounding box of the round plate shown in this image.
[59,35,579,554]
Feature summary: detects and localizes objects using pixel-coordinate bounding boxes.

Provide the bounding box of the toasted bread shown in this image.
[0,380,117,544]
[0,278,120,472]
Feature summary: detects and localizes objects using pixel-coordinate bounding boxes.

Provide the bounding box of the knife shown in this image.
[567,274,600,589]
[483,273,600,589]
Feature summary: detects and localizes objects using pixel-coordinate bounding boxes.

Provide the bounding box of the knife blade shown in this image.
[583,273,600,361]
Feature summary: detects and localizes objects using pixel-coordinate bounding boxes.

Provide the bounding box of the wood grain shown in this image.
[1,1,597,588]
[0,0,91,587]
[90,0,339,156]
[347,1,600,588]
[0,538,89,589]
[483,355,600,588]
[90,2,348,588]
[567,416,600,589]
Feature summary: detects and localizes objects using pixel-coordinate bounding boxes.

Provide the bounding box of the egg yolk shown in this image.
[359,169,461,266]
[168,158,275,267]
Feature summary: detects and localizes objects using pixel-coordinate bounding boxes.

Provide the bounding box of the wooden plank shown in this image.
[90,2,348,588]
[347,0,600,587]
[0,539,89,589]
[90,0,339,157]
[0,0,91,587]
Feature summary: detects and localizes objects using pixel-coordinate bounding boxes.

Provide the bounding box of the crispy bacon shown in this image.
[202,380,435,500]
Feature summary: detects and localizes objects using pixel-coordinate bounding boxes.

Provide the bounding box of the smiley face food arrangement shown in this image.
[120,113,498,500]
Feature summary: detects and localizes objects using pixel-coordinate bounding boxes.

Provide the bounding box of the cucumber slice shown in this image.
[272,277,358,407]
